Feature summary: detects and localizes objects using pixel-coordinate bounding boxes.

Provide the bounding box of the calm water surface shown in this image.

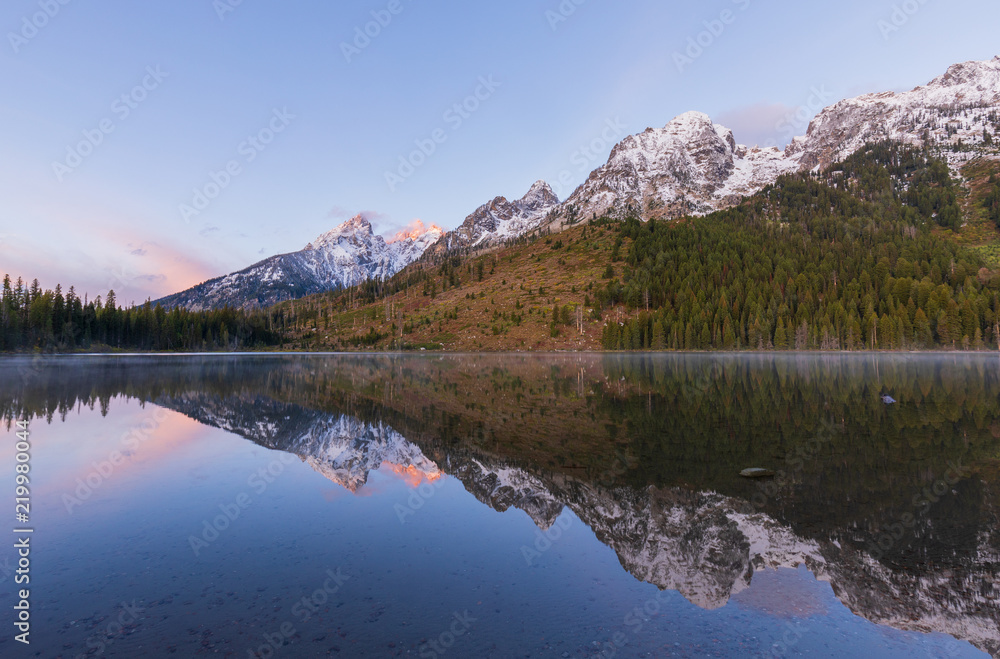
[0,353,998,658]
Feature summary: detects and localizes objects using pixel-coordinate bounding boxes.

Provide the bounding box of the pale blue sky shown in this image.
[1,0,998,303]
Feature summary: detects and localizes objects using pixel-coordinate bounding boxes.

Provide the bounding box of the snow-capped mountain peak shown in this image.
[388,219,445,245]
[925,55,1000,100]
[388,220,445,265]
[790,55,1000,170]
[666,110,715,139]
[520,180,560,211]
[155,214,442,311]
[309,214,375,250]
[437,180,561,251]
[555,110,798,222]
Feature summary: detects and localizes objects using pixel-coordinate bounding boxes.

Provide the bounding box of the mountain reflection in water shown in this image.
[2,353,998,657]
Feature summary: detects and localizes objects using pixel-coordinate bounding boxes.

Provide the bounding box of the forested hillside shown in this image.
[600,144,1000,350]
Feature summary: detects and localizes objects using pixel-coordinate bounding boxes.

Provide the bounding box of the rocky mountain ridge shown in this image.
[548,56,1000,226]
[434,180,561,252]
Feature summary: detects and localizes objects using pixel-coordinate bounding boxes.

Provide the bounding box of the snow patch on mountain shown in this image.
[451,458,565,530]
[789,55,1000,172]
[554,111,800,223]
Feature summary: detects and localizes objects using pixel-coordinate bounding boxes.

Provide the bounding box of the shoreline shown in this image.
[2,349,999,357]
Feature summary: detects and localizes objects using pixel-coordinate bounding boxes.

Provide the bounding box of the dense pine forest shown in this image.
[599,143,1000,350]
[0,276,279,352]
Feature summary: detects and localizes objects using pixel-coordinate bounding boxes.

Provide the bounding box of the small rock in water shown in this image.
[740,468,775,478]
[881,395,897,404]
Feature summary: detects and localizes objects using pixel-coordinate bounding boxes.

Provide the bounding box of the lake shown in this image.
[0,353,998,658]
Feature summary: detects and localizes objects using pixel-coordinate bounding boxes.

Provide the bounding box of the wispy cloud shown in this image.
[359,210,389,223]
[325,208,409,237]
[327,207,389,225]
[716,103,797,148]
[327,205,352,220]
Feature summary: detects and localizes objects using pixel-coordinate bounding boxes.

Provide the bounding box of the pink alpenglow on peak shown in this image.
[389,219,445,244]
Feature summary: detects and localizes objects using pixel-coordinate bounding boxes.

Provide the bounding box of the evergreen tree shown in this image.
[774,322,787,350]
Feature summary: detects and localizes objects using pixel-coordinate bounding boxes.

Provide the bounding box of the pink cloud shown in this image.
[0,224,221,306]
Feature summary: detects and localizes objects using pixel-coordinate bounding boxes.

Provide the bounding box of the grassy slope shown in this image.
[949,157,1000,266]
[276,224,631,351]
[935,157,1000,268]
